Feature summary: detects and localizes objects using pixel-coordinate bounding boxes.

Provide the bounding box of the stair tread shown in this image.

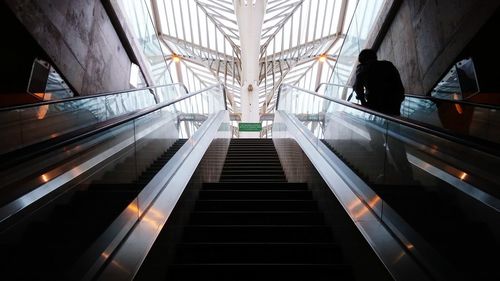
[156,139,354,281]
[178,242,336,244]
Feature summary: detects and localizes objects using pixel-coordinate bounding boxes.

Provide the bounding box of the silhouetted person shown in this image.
[353,49,405,116]
[353,49,413,184]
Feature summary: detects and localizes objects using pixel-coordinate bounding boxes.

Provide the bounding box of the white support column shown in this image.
[235,0,267,138]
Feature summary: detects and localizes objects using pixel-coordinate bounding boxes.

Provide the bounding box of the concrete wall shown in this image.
[373,0,500,95]
[0,1,48,95]
[5,0,132,95]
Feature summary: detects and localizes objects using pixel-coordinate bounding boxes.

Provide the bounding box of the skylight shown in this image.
[117,0,384,115]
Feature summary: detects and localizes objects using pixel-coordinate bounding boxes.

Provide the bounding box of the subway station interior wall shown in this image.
[5,0,132,95]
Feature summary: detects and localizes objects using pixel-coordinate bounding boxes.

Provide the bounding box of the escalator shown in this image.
[135,139,391,281]
[369,183,497,280]
[0,139,186,280]
[322,140,499,280]
[280,83,500,281]
[0,83,226,280]
[0,83,188,206]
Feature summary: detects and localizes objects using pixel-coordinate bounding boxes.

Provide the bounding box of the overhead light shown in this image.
[318,55,327,62]
[172,55,181,62]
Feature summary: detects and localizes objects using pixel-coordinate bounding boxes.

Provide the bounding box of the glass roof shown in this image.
[118,0,375,115]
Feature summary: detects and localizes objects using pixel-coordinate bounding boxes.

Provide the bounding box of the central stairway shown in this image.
[167,138,354,280]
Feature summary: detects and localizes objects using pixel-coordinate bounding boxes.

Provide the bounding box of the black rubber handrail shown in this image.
[404,93,500,110]
[315,82,500,110]
[0,84,224,168]
[279,84,500,157]
[0,83,189,111]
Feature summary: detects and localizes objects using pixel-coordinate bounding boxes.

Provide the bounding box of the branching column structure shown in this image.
[234,0,266,137]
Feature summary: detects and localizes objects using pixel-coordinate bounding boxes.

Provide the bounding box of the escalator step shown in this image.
[167,264,354,281]
[87,183,142,192]
[219,175,287,180]
[194,200,317,211]
[198,190,312,200]
[161,225,332,243]
[174,243,342,263]
[188,211,324,225]
[220,166,283,170]
[202,182,308,190]
[221,170,285,175]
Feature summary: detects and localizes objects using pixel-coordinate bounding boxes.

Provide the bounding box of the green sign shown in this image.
[239,122,262,132]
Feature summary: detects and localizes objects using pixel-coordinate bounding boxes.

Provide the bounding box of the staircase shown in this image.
[0,139,187,280]
[167,138,354,280]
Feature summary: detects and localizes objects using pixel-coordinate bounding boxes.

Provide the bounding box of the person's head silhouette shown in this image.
[354,48,404,115]
[358,49,377,64]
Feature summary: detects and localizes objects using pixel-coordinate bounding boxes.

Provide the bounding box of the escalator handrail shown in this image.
[315,82,500,110]
[0,84,224,228]
[404,93,500,110]
[0,83,189,111]
[60,83,223,142]
[279,83,500,156]
[314,82,350,93]
[0,83,225,168]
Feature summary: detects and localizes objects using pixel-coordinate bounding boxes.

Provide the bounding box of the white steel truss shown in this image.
[145,0,355,115]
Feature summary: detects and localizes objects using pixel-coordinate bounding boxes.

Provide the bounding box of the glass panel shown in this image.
[401,96,500,145]
[318,83,352,101]
[330,0,385,87]
[431,58,479,100]
[317,83,500,146]
[0,84,188,154]
[0,84,224,206]
[28,58,74,101]
[136,85,224,212]
[382,120,499,280]
[0,120,135,207]
[118,0,173,85]
[278,84,500,280]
